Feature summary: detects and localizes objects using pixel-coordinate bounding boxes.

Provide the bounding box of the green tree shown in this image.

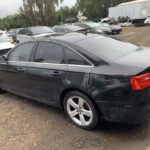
[55,6,78,24]
[20,0,64,26]
[77,0,133,20]
[0,14,27,30]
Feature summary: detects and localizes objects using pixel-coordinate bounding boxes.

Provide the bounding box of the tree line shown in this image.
[0,0,133,30]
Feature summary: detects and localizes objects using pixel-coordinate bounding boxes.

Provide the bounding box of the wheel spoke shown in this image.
[82,109,92,118]
[68,98,78,108]
[69,110,79,117]
[67,96,94,127]
[79,98,84,108]
[79,114,86,126]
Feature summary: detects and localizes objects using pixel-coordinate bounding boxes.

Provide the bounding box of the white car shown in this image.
[0,30,15,43]
[0,36,14,56]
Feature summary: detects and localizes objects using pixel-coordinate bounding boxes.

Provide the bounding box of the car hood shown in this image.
[0,42,14,50]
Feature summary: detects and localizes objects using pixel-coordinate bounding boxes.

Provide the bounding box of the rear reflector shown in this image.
[131,73,150,91]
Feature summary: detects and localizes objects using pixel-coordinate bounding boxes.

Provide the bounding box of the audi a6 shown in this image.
[0,33,149,129]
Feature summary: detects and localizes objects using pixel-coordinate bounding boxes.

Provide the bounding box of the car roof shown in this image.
[51,32,99,43]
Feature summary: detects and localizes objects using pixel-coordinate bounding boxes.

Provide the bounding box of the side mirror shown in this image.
[0,55,7,63]
[2,55,7,61]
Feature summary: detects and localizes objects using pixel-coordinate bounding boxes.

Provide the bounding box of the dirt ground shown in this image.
[0,26,150,150]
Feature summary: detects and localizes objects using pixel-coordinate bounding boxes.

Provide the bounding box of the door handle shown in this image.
[52,71,63,77]
[17,67,25,72]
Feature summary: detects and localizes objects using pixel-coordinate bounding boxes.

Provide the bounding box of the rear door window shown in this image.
[34,42,65,64]
[64,47,91,66]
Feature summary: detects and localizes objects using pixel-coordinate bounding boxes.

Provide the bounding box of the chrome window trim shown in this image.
[7,61,94,68]
[7,40,94,68]
[38,40,94,67]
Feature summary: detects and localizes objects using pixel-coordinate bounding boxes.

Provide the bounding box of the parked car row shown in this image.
[53,22,122,35]
[0,22,120,50]
[0,22,122,49]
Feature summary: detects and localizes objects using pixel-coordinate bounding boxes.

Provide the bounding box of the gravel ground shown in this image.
[0,26,150,150]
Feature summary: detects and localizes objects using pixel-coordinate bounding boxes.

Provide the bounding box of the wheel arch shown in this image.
[60,87,101,115]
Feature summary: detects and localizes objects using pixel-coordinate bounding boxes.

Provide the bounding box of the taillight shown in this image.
[131,73,150,91]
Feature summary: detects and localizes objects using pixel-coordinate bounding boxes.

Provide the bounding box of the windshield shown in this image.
[0,36,9,43]
[86,22,107,31]
[102,23,110,27]
[76,35,139,62]
[86,22,101,29]
[66,26,84,32]
[30,26,55,35]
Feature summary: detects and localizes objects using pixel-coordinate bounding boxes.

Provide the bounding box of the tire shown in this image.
[63,91,99,130]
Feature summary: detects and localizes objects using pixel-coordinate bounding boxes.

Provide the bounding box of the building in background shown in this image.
[109,0,150,26]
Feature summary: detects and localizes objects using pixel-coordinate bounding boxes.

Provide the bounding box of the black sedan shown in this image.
[0,33,149,130]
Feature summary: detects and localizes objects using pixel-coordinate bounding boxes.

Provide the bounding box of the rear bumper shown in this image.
[97,100,150,124]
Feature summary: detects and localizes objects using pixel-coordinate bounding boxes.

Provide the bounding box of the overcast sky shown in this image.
[0,0,77,18]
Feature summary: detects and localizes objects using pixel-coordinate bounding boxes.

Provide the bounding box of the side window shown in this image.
[34,42,65,64]
[53,28,58,32]
[54,28,64,33]
[8,42,35,62]
[64,28,71,33]
[25,29,32,35]
[64,47,90,66]
[18,29,25,35]
[58,28,65,33]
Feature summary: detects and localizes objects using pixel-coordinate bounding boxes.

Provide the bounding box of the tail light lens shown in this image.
[131,73,150,91]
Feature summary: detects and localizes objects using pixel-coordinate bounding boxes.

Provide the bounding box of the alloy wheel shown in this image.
[66,96,93,126]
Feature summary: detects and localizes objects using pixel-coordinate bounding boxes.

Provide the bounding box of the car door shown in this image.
[0,42,36,94]
[24,41,67,104]
[63,46,93,92]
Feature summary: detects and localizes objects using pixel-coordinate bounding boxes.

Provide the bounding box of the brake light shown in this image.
[131,73,150,91]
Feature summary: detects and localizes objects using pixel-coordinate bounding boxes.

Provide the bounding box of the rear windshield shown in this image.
[30,27,55,35]
[86,22,100,28]
[65,26,84,32]
[76,35,139,62]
